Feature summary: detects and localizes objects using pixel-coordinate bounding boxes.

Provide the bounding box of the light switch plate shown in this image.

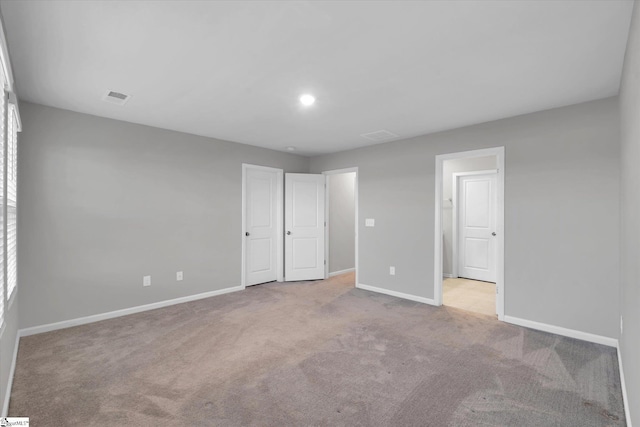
[177,271,183,281]
[143,275,151,287]
[365,218,375,227]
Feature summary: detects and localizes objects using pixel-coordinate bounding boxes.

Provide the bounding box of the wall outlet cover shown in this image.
[365,218,375,227]
[177,271,183,281]
[143,275,151,287]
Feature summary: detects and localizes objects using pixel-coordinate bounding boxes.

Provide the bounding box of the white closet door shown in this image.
[285,173,325,281]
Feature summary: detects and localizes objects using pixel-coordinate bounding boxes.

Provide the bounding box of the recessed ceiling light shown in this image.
[286,146,296,152]
[299,94,315,106]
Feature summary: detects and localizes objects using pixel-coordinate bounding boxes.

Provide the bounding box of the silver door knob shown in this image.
[245,232,250,236]
[492,232,497,236]
[287,231,291,235]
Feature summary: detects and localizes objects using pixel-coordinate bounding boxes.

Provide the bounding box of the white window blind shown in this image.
[7,103,17,300]
[0,75,5,327]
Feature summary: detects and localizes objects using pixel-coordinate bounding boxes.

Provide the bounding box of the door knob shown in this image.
[245,232,250,236]
[287,231,291,235]
[492,232,497,236]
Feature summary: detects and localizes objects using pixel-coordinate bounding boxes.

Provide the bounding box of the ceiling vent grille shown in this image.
[360,129,399,142]
[102,90,131,105]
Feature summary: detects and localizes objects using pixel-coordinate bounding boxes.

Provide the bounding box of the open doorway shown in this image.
[323,168,358,287]
[434,148,504,319]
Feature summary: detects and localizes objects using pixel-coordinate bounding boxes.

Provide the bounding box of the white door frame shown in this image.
[452,169,498,279]
[322,167,359,285]
[434,147,505,320]
[241,163,284,288]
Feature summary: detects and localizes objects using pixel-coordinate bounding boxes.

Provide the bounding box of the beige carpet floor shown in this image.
[444,277,496,317]
[9,273,625,426]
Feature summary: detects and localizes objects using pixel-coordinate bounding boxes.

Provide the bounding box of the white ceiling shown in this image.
[1,1,634,156]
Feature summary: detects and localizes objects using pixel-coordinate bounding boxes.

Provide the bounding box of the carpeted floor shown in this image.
[10,273,625,426]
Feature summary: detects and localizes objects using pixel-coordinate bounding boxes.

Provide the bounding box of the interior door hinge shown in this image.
[324,260,326,265]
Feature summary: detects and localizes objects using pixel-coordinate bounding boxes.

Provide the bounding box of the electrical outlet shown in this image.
[620,316,624,334]
[389,266,395,275]
[365,218,375,227]
[143,275,151,287]
[177,271,183,281]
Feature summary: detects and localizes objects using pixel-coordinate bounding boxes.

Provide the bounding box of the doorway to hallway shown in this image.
[323,168,358,285]
[434,147,505,320]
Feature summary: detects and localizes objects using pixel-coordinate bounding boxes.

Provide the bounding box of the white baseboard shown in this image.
[329,268,355,277]
[20,285,245,337]
[443,273,454,278]
[2,330,20,416]
[503,315,617,347]
[617,341,632,427]
[357,283,436,306]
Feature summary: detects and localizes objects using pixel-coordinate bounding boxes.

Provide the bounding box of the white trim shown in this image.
[434,147,505,320]
[241,164,284,287]
[322,167,360,175]
[453,169,498,177]
[503,315,617,347]
[6,287,15,310]
[443,273,454,278]
[1,330,19,416]
[329,268,355,277]
[0,17,14,92]
[20,285,244,337]
[322,167,359,286]
[357,283,436,306]
[452,170,498,279]
[434,158,443,306]
[7,93,20,132]
[617,341,632,427]
[324,175,329,279]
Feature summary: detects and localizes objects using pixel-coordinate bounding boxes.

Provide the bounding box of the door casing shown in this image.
[322,167,359,284]
[434,147,505,320]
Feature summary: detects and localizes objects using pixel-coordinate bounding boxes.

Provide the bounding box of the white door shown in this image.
[285,173,325,281]
[244,166,280,286]
[458,173,497,283]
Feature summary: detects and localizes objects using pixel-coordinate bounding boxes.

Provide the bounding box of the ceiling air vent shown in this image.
[360,130,399,142]
[102,90,131,106]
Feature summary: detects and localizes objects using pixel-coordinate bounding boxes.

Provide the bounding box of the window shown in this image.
[0,60,20,326]
[0,69,5,328]
[6,102,16,300]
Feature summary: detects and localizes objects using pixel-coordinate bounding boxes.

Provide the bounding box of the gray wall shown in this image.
[328,172,355,274]
[17,102,309,328]
[442,156,497,276]
[310,97,620,339]
[619,1,639,424]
